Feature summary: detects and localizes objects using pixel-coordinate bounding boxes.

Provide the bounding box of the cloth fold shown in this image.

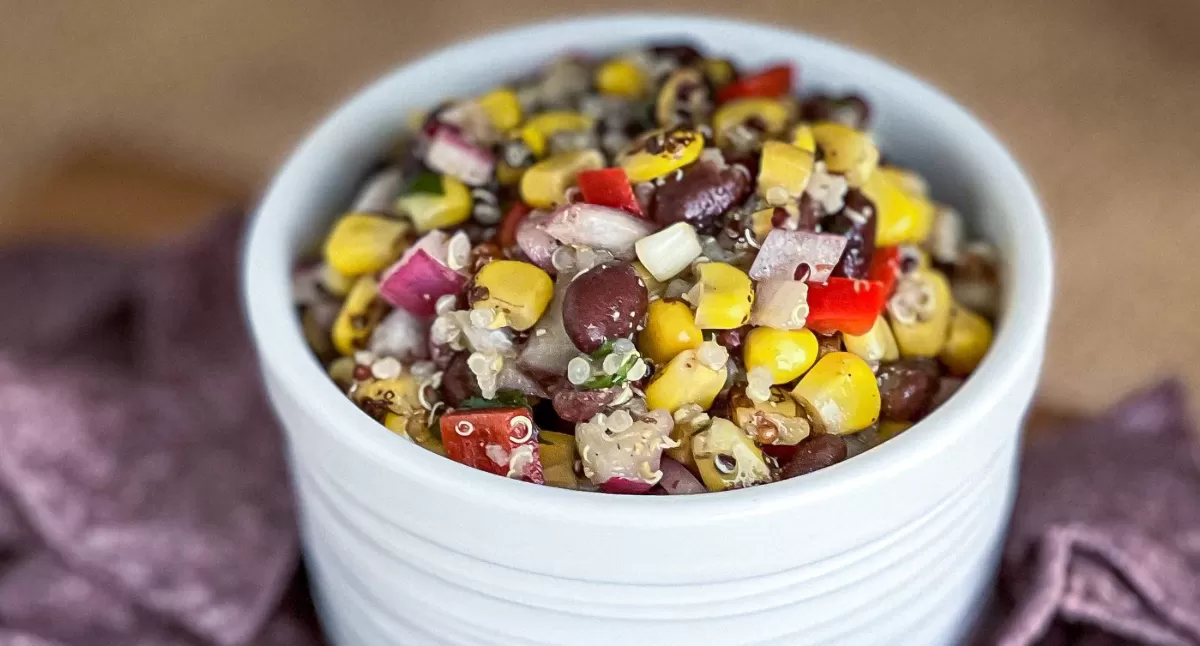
[0,216,1195,645]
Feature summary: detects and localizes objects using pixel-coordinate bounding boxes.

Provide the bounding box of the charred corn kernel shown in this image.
[877,166,929,197]
[758,140,815,200]
[595,57,647,98]
[520,111,594,158]
[476,88,523,131]
[472,260,554,331]
[666,405,709,470]
[791,352,881,435]
[876,420,913,443]
[538,431,578,489]
[713,98,793,148]
[693,418,771,491]
[638,299,703,365]
[888,268,954,358]
[332,276,385,356]
[354,373,421,413]
[644,349,729,413]
[319,263,354,297]
[617,128,705,183]
[396,175,472,233]
[863,169,936,246]
[703,58,736,88]
[940,306,993,375]
[843,316,900,365]
[811,122,880,187]
[791,124,816,153]
[656,67,707,126]
[731,387,811,445]
[689,262,753,330]
[631,261,665,298]
[322,212,410,276]
[519,149,605,209]
[743,327,819,384]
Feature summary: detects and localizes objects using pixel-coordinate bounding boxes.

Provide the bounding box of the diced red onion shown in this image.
[423,124,495,187]
[379,231,466,317]
[599,478,656,495]
[658,457,707,494]
[749,229,847,284]
[539,203,658,260]
[515,211,560,271]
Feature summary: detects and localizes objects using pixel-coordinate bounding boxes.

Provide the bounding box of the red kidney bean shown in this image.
[780,434,848,479]
[651,159,752,233]
[714,325,751,352]
[552,386,618,423]
[823,188,876,280]
[561,261,649,353]
[876,359,941,422]
[441,353,479,407]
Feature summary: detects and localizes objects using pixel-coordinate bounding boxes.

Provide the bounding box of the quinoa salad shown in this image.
[292,43,1002,494]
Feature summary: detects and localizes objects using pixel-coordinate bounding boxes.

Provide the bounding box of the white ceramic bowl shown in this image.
[244,15,1053,646]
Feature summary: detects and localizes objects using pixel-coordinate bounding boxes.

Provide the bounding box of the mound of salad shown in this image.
[292,43,1001,494]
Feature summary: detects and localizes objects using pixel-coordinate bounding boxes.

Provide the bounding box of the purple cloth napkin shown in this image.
[0,216,1195,645]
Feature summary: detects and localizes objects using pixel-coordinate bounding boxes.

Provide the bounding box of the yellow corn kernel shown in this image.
[743,327,819,384]
[940,306,993,375]
[791,124,816,153]
[692,418,772,491]
[843,315,900,364]
[353,373,421,414]
[405,109,429,132]
[791,351,881,435]
[876,420,913,444]
[638,299,703,366]
[332,276,385,356]
[327,356,356,390]
[703,58,736,88]
[655,67,707,127]
[712,98,793,148]
[644,349,728,413]
[595,57,647,98]
[631,261,665,298]
[690,262,753,330]
[519,111,594,158]
[877,166,929,197]
[476,88,523,131]
[758,140,815,201]
[519,149,605,209]
[665,405,709,470]
[320,263,354,297]
[395,175,472,233]
[730,387,811,445]
[888,268,954,358]
[472,260,554,331]
[811,122,880,187]
[322,212,410,277]
[538,431,578,489]
[617,128,705,183]
[863,169,936,246]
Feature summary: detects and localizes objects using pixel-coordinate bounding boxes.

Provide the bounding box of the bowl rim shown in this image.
[243,13,1053,522]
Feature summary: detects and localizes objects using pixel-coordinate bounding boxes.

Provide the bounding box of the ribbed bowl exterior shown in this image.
[245,15,1053,646]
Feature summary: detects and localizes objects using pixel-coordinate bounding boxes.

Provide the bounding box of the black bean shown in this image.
[441,353,479,408]
[876,359,941,422]
[780,434,848,479]
[823,188,877,280]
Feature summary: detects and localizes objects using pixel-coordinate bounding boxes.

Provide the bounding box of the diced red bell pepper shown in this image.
[440,407,544,484]
[497,201,533,249]
[867,246,902,297]
[805,277,888,336]
[716,63,795,104]
[576,168,644,217]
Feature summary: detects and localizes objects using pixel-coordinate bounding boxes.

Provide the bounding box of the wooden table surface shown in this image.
[1,0,1197,416]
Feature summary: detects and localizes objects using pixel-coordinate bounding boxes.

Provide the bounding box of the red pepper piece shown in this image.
[497,201,533,249]
[805,277,888,336]
[716,63,795,104]
[576,168,644,217]
[867,246,902,297]
[440,407,544,484]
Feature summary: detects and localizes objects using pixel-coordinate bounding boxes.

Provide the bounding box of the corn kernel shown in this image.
[595,57,647,98]
[791,124,816,153]
[354,373,421,413]
[644,349,728,413]
[888,268,953,358]
[713,98,792,148]
[476,88,523,131]
[395,174,473,233]
[519,149,605,209]
[743,327,819,384]
[876,420,913,444]
[631,261,665,298]
[656,67,708,127]
[322,212,410,277]
[538,431,579,489]
[319,262,354,297]
[703,58,736,88]
[843,315,900,365]
[791,351,881,435]
[730,387,811,445]
[811,122,880,187]
[638,299,703,366]
[940,306,993,375]
[332,276,386,356]
[877,166,929,197]
[692,418,771,491]
[690,262,753,330]
[618,128,705,183]
[472,260,554,331]
[863,169,936,246]
[520,111,594,158]
[758,140,815,200]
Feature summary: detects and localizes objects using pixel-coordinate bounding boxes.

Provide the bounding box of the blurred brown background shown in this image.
[1,0,1197,416]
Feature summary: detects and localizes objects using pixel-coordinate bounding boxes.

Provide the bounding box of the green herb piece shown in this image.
[459,389,530,410]
[405,171,444,196]
[583,353,637,390]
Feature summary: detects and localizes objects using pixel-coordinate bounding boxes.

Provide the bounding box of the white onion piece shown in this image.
[634,222,702,282]
[379,231,466,317]
[496,362,550,399]
[516,211,559,271]
[352,166,404,213]
[749,230,847,284]
[368,308,429,361]
[540,203,657,260]
[518,280,575,376]
[750,280,810,330]
[423,125,495,187]
[658,457,707,494]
